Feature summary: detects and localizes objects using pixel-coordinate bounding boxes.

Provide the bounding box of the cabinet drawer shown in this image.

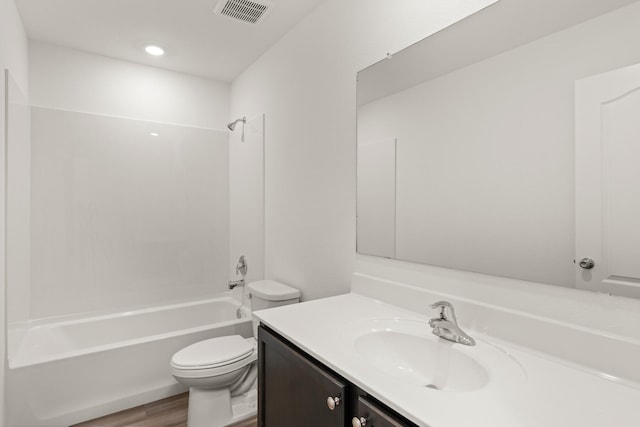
[352,396,410,427]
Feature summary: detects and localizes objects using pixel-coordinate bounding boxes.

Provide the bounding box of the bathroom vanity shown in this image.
[254,281,640,427]
[258,324,415,426]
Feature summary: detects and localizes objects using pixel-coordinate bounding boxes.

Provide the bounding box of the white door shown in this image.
[575,62,640,298]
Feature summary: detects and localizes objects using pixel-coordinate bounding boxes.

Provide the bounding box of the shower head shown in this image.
[227,117,246,131]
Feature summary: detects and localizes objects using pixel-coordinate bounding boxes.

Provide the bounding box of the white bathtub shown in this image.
[6,295,253,427]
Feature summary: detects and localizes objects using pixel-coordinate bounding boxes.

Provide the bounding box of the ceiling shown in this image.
[16,0,325,82]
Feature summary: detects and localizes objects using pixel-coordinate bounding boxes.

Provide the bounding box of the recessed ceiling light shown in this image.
[149,132,159,137]
[144,45,164,56]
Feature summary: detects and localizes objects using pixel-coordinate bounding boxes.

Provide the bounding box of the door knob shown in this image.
[352,417,367,427]
[579,258,595,270]
[326,396,341,410]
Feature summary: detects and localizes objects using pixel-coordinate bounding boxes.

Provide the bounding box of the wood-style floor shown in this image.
[70,393,257,427]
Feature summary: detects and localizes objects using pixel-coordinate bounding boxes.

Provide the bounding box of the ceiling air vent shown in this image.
[214,0,274,24]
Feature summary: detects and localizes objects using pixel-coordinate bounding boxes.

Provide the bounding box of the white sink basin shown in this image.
[343,318,525,392]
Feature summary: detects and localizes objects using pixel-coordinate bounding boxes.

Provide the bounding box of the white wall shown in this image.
[0,0,28,92]
[0,0,28,423]
[230,0,497,300]
[229,114,265,290]
[29,42,230,130]
[358,3,640,287]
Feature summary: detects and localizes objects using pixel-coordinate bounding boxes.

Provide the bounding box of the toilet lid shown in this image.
[171,335,254,369]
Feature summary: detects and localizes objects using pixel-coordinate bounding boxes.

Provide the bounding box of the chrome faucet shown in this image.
[428,301,476,346]
[229,255,248,290]
[228,278,245,290]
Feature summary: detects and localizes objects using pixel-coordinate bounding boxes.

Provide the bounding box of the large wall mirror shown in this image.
[357,0,640,298]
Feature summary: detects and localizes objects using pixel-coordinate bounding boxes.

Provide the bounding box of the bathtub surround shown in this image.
[29,107,230,318]
[8,42,234,322]
[5,40,245,426]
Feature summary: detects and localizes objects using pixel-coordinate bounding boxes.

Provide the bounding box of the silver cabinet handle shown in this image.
[352,417,367,427]
[579,258,595,270]
[326,396,341,410]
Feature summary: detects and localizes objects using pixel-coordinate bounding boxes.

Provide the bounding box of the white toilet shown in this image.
[170,280,300,427]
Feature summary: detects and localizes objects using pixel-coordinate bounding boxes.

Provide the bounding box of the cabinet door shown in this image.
[258,326,346,427]
[352,396,412,427]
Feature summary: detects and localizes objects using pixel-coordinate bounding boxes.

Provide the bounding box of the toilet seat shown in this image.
[171,336,257,378]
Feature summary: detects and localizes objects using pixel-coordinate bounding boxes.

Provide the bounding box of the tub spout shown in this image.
[228,279,245,290]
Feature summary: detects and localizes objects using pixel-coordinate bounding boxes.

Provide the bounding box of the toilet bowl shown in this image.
[171,335,258,426]
[170,280,300,427]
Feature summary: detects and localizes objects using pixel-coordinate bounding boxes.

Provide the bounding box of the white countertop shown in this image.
[254,292,640,427]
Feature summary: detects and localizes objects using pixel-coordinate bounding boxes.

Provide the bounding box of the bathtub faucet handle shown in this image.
[236,255,248,276]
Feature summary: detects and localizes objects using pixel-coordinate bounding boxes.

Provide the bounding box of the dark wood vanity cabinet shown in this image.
[353,396,408,427]
[258,325,417,427]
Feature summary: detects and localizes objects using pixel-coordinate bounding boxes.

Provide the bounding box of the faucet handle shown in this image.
[430,301,453,310]
[235,255,248,276]
[429,301,457,323]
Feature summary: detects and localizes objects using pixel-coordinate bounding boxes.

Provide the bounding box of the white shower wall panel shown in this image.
[6,74,30,324]
[29,107,230,319]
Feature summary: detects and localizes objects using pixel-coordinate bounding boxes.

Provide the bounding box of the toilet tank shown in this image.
[248,280,300,334]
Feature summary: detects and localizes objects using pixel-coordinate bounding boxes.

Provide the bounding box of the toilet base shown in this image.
[227,388,258,426]
[186,383,257,427]
[188,388,231,427]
